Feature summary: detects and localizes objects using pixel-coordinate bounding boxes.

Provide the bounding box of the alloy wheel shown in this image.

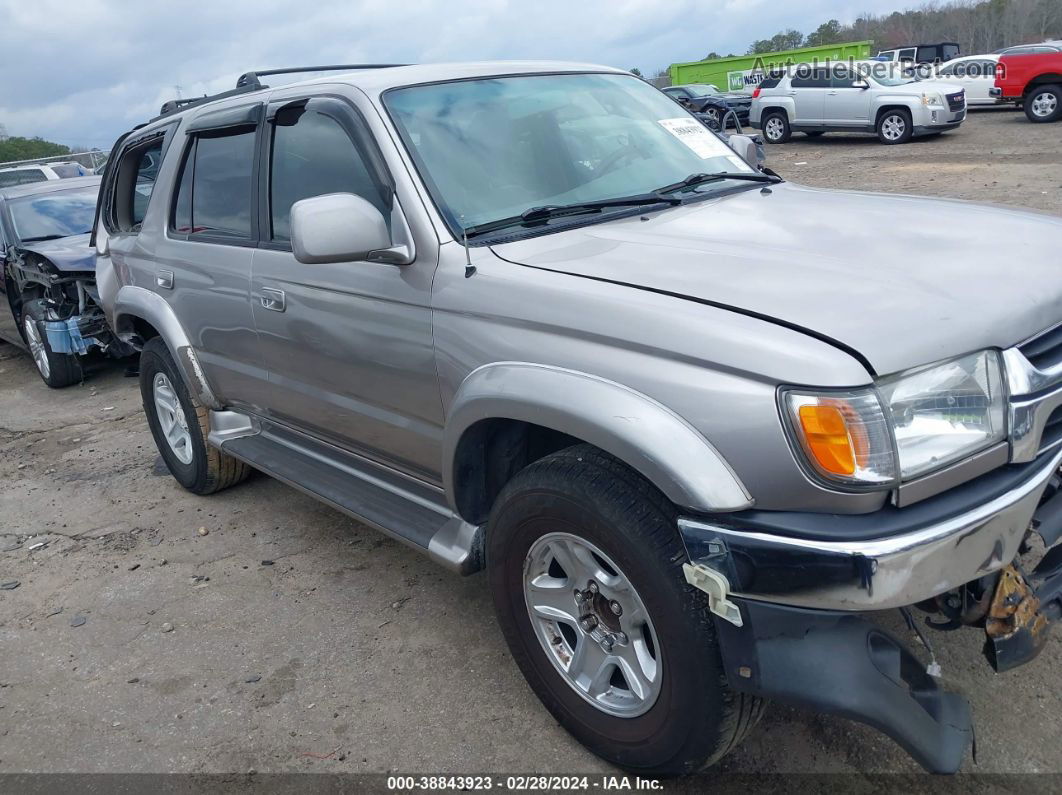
[523,532,662,718]
[23,315,50,379]
[882,114,906,140]
[1031,91,1058,118]
[765,117,784,141]
[153,373,194,465]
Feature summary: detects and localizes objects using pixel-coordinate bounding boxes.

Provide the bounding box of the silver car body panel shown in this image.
[443,362,753,514]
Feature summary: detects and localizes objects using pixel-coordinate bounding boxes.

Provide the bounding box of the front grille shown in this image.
[1043,405,1062,453]
[947,92,965,112]
[1020,323,1062,371]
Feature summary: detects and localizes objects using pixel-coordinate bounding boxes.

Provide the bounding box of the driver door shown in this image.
[825,68,873,126]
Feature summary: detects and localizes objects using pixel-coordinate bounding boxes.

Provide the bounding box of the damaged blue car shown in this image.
[0,176,131,387]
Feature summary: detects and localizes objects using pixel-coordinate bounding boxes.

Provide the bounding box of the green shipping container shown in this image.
[669,40,873,94]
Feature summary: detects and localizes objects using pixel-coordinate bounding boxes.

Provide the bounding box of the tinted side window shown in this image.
[791,69,830,89]
[172,130,255,238]
[0,169,47,187]
[269,108,387,242]
[831,69,862,88]
[758,76,781,90]
[131,141,163,228]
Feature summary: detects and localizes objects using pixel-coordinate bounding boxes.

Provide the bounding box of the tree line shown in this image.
[0,134,72,164]
[745,0,1061,56]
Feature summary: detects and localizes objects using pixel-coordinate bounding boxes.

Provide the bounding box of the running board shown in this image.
[208,411,482,574]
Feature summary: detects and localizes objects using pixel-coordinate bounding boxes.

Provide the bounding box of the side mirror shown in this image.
[290,193,394,265]
[856,79,870,89]
[726,134,760,166]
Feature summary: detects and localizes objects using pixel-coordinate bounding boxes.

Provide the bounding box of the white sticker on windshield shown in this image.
[658,117,723,159]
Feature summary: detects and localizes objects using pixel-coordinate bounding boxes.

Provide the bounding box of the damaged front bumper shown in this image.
[680,446,1062,773]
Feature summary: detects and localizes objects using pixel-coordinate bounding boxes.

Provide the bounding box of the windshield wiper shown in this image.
[463,192,681,239]
[653,171,781,195]
[19,234,72,242]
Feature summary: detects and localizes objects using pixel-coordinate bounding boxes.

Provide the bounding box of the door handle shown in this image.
[259,288,286,312]
[156,270,174,290]
[827,91,838,95]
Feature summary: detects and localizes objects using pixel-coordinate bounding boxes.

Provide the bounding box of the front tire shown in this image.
[139,337,250,495]
[22,300,81,388]
[487,445,762,776]
[877,109,913,144]
[1024,85,1062,123]
[760,111,790,144]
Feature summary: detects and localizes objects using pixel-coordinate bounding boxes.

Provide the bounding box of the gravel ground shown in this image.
[1,107,1061,780]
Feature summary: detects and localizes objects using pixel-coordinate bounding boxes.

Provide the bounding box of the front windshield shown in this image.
[385,72,754,232]
[9,186,98,242]
[859,62,916,86]
[686,84,721,94]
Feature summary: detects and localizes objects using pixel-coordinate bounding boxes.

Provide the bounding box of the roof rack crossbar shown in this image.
[236,64,408,90]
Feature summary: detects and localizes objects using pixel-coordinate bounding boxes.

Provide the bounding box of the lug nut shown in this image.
[600,635,614,652]
[588,581,599,594]
[580,615,598,632]
[609,600,622,616]
[614,632,628,645]
[574,590,587,604]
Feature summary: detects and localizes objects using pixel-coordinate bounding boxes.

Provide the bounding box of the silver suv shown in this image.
[750,62,967,144]
[95,62,1062,776]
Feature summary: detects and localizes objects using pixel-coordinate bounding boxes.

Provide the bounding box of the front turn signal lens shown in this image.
[798,404,860,476]
[783,389,897,487]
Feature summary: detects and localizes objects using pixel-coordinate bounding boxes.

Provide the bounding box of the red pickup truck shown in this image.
[992,46,1062,123]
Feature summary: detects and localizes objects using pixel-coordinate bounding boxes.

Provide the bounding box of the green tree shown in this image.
[630,67,643,76]
[0,136,70,164]
[805,19,843,46]
[747,29,804,54]
[702,51,722,60]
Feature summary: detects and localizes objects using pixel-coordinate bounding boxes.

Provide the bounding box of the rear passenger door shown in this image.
[248,93,442,480]
[158,105,267,405]
[789,68,830,126]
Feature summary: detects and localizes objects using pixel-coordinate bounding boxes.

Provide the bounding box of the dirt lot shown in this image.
[1,107,1061,779]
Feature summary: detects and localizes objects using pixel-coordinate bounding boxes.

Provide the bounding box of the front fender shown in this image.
[444,362,753,514]
[112,284,221,409]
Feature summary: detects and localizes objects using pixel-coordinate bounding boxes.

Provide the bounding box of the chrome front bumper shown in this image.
[680,447,1062,611]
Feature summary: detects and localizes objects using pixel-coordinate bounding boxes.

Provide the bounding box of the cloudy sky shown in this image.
[1,0,906,150]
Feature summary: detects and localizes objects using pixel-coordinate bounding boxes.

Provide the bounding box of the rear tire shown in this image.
[487,445,763,776]
[22,300,81,389]
[877,108,913,144]
[761,111,791,144]
[1024,85,1062,123]
[139,337,250,495]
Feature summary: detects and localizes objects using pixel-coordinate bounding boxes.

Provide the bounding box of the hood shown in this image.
[890,79,965,96]
[18,233,95,273]
[491,182,1062,377]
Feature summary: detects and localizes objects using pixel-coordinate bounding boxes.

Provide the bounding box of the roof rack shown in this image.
[155,64,408,120]
[236,64,409,90]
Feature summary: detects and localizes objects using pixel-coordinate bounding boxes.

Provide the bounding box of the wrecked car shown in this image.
[96,62,1062,776]
[0,176,131,387]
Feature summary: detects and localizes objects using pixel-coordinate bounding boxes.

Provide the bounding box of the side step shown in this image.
[209,413,482,574]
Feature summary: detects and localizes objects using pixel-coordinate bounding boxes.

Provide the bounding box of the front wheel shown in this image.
[1024,85,1062,123]
[487,445,763,776]
[877,109,913,144]
[21,300,81,388]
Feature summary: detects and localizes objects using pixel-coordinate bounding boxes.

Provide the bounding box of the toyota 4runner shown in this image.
[95,62,1062,776]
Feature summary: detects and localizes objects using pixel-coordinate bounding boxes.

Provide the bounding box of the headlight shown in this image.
[782,350,1006,487]
[877,350,1005,479]
[921,92,945,107]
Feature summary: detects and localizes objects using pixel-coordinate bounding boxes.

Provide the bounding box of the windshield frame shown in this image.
[381,70,762,245]
[6,185,99,243]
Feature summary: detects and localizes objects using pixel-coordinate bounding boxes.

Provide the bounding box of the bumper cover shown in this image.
[714,599,972,773]
[681,447,1062,610]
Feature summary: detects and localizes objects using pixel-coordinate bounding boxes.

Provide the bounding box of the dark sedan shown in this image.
[0,176,130,387]
[663,83,753,125]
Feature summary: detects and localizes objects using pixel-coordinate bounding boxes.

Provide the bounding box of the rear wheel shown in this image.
[877,109,913,144]
[487,445,763,776]
[21,300,81,388]
[1024,85,1062,123]
[761,111,790,144]
[139,337,250,495]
